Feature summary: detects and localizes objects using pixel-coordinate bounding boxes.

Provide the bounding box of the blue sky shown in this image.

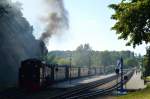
[12,0,147,55]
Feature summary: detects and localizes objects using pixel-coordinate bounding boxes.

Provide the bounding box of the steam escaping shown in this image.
[0,0,68,87]
[0,0,47,87]
[0,0,22,15]
[40,0,69,44]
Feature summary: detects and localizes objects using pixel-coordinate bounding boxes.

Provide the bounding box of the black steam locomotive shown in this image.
[19,58,104,91]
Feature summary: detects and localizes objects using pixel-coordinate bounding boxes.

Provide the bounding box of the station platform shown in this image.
[51,73,115,88]
[125,70,146,90]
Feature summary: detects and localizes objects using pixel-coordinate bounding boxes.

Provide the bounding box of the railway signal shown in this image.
[117,57,127,95]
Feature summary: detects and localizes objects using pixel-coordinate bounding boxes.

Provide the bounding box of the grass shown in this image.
[145,76,150,81]
[114,83,150,99]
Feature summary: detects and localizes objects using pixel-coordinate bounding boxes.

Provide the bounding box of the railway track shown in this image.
[68,70,134,99]
[0,70,134,99]
[48,70,134,99]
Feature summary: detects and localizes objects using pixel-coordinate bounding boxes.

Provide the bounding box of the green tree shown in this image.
[100,51,111,66]
[73,44,92,67]
[47,49,138,70]
[47,54,57,64]
[109,0,150,47]
[124,58,139,68]
[143,47,150,76]
[57,58,70,65]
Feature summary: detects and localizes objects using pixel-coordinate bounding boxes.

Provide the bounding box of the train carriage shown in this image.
[69,67,79,78]
[54,66,66,81]
[42,64,52,85]
[99,67,104,74]
[95,67,100,75]
[19,58,103,91]
[89,68,96,76]
[80,67,89,77]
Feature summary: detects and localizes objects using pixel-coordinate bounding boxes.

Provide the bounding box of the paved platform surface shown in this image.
[52,73,115,88]
[126,70,146,90]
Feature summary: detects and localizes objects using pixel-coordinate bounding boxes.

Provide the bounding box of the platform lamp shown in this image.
[88,51,92,75]
[69,53,72,84]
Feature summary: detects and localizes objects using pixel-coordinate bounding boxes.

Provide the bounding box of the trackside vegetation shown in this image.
[114,83,150,99]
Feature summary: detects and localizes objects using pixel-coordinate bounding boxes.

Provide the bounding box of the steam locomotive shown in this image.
[19,58,104,91]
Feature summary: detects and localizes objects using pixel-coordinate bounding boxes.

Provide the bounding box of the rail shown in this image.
[68,70,134,99]
[48,70,134,99]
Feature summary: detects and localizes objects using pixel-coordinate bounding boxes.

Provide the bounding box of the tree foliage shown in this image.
[109,0,150,47]
[124,58,139,68]
[47,44,139,69]
[143,46,150,76]
[0,0,46,88]
[73,44,92,67]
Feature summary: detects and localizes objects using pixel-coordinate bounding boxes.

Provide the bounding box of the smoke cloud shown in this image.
[40,0,69,44]
[0,0,47,87]
[0,0,68,88]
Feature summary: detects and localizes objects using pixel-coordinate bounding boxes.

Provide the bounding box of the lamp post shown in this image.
[120,57,124,91]
[69,53,72,84]
[88,51,91,75]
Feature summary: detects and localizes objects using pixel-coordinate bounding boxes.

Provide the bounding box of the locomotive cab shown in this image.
[19,59,44,91]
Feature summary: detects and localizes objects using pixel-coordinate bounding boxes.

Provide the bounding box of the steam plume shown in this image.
[40,0,69,44]
[0,0,47,87]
